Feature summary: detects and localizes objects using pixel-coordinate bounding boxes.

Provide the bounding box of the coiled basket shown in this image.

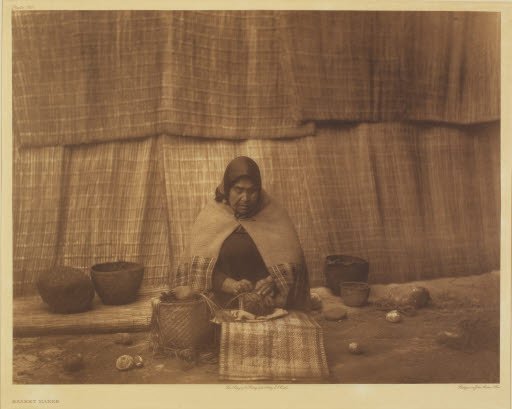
[90,261,144,305]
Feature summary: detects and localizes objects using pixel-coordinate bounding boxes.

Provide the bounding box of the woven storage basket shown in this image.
[36,266,95,314]
[90,261,144,305]
[150,296,214,354]
[340,281,370,307]
[324,255,369,296]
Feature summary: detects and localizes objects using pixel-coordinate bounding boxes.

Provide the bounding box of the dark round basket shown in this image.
[90,261,144,305]
[324,255,369,296]
[37,266,95,314]
[340,282,370,307]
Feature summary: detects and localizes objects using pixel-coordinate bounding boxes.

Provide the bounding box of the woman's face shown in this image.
[228,176,260,217]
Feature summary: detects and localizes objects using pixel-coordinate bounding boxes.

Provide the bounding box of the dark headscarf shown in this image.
[215,156,262,206]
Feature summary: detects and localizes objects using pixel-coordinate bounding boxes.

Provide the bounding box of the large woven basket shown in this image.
[324,255,369,296]
[150,296,213,354]
[90,261,144,305]
[37,266,95,314]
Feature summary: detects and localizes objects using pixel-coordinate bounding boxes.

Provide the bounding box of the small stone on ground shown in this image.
[323,306,348,321]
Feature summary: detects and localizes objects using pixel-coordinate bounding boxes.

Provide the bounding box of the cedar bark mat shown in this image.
[219,311,329,381]
[13,11,499,147]
[13,287,166,337]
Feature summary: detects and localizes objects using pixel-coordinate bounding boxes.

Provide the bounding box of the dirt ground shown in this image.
[13,272,500,384]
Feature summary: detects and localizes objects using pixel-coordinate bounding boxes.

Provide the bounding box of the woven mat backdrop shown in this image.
[13,123,500,296]
[279,11,500,123]
[13,11,499,148]
[12,10,313,147]
[12,11,500,296]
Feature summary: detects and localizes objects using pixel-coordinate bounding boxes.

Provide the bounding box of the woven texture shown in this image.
[13,123,500,296]
[13,137,171,296]
[13,287,164,336]
[172,191,311,309]
[12,10,313,147]
[90,262,144,305]
[36,266,95,313]
[219,311,329,381]
[150,297,213,351]
[11,11,500,296]
[174,256,217,291]
[279,11,500,123]
[13,146,66,294]
[12,11,499,148]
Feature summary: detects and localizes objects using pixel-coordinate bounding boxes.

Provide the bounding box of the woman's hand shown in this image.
[221,278,254,295]
[255,276,275,297]
[236,279,254,294]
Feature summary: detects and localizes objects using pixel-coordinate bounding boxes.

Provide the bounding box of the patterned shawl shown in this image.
[175,190,310,310]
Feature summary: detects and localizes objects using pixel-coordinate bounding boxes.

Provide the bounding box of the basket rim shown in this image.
[326,254,368,263]
[156,296,206,306]
[90,261,144,274]
[340,281,370,289]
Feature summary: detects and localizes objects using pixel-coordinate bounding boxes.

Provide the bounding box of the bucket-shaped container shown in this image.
[150,296,213,353]
[91,261,144,305]
[340,282,370,307]
[324,255,369,296]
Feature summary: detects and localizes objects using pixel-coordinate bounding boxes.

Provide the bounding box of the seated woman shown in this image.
[175,156,310,311]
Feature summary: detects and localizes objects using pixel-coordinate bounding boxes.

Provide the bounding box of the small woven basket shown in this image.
[150,295,214,357]
[90,261,144,305]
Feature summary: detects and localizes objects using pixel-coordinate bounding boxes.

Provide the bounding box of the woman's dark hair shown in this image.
[215,156,262,203]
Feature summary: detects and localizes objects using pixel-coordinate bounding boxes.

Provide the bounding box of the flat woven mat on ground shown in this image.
[13,287,166,337]
[219,311,329,381]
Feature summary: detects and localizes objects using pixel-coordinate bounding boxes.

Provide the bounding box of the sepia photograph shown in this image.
[1,3,511,409]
